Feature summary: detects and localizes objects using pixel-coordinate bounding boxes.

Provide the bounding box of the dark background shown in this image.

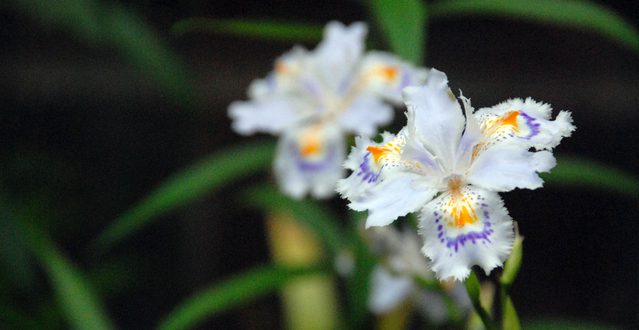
[1,1,638,329]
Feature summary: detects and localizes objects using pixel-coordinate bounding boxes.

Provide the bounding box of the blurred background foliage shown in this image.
[1,0,638,329]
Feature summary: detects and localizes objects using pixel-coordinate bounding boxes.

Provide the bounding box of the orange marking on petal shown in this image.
[301,142,321,156]
[452,205,478,227]
[501,111,520,128]
[275,62,287,74]
[366,146,385,163]
[377,66,398,80]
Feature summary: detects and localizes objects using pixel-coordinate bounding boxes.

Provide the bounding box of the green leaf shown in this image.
[465,271,497,330]
[502,295,521,330]
[368,0,427,64]
[95,140,275,251]
[543,156,639,198]
[157,264,325,330]
[245,184,344,256]
[429,0,639,53]
[500,232,523,287]
[172,18,324,42]
[7,0,197,106]
[19,222,115,330]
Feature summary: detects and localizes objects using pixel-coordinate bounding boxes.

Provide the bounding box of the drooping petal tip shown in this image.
[419,188,515,281]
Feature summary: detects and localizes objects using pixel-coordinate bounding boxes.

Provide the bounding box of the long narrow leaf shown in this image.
[95,141,275,250]
[7,0,197,106]
[245,184,344,256]
[19,222,115,330]
[172,18,324,42]
[369,0,427,64]
[157,264,325,330]
[429,0,639,53]
[543,156,639,198]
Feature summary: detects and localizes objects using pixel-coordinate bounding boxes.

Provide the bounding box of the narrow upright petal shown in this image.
[403,69,465,170]
[357,51,428,103]
[314,21,367,88]
[420,187,514,281]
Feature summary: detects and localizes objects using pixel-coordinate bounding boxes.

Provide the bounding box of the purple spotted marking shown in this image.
[355,152,381,183]
[436,204,494,253]
[519,111,541,139]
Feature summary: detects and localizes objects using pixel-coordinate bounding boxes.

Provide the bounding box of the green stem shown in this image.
[465,270,498,330]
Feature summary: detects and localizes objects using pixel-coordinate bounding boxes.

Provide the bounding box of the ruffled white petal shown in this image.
[368,266,414,314]
[228,97,309,135]
[337,96,393,137]
[474,98,575,150]
[338,131,437,227]
[420,187,515,281]
[353,173,437,228]
[357,51,428,103]
[467,143,556,192]
[339,139,380,201]
[403,69,465,170]
[315,21,367,76]
[275,124,345,199]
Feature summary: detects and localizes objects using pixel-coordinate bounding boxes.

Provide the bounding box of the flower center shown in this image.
[446,175,464,195]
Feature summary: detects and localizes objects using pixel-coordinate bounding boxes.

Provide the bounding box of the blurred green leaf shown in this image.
[172,18,324,42]
[523,318,621,330]
[157,264,325,330]
[20,222,115,330]
[95,140,275,250]
[245,184,344,256]
[7,0,197,106]
[369,0,427,64]
[543,156,639,198]
[429,0,639,53]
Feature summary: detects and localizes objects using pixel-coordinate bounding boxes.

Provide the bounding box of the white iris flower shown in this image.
[229,21,427,199]
[338,69,575,280]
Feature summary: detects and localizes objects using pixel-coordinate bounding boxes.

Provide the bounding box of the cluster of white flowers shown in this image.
[230,21,574,283]
[338,69,574,280]
[229,21,426,199]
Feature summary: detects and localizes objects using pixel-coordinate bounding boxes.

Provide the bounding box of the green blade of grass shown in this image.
[95,141,275,251]
[172,18,324,42]
[19,222,115,330]
[368,0,427,64]
[245,184,344,256]
[429,0,639,53]
[543,156,639,198]
[157,264,325,330]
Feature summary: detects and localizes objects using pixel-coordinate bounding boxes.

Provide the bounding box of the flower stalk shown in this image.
[265,212,338,330]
